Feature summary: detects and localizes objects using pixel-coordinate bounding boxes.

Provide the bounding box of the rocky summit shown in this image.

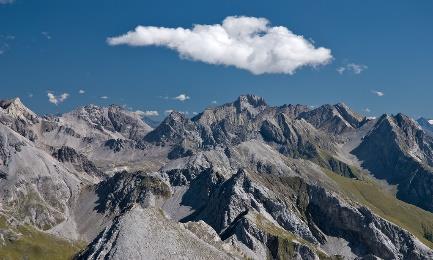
[1,95,433,259]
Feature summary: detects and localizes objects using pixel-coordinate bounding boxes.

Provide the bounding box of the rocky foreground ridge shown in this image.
[1,95,433,259]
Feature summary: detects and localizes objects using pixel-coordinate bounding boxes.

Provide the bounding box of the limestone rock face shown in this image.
[0,98,38,124]
[52,146,105,179]
[76,206,238,260]
[353,114,433,211]
[418,117,433,137]
[1,95,433,260]
[0,124,81,230]
[298,103,366,134]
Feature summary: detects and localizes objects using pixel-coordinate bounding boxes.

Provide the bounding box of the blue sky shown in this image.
[1,0,432,119]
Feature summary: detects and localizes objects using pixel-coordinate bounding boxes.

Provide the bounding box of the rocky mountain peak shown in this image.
[163,111,188,126]
[65,104,152,140]
[0,97,38,123]
[144,111,199,144]
[2,95,433,259]
[233,94,267,115]
[394,113,420,129]
[297,102,366,134]
[417,117,433,137]
[334,102,366,127]
[375,113,421,139]
[72,104,104,122]
[379,113,425,143]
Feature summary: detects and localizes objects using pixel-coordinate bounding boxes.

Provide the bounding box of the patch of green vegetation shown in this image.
[324,168,433,249]
[0,215,85,260]
[11,190,64,231]
[314,151,360,179]
[422,224,433,243]
[139,174,171,198]
[255,214,340,260]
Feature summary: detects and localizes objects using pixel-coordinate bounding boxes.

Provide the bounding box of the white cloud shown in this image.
[337,63,367,75]
[48,92,69,105]
[367,116,377,120]
[174,94,190,101]
[371,90,384,97]
[0,35,13,55]
[211,100,217,104]
[364,108,371,113]
[347,63,367,74]
[107,16,332,75]
[192,112,198,115]
[59,93,69,102]
[41,32,52,40]
[164,109,189,115]
[100,96,109,99]
[0,0,14,4]
[135,110,159,117]
[78,89,85,94]
[336,67,345,74]
[28,93,33,98]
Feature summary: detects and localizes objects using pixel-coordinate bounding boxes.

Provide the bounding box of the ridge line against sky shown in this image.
[0,0,432,118]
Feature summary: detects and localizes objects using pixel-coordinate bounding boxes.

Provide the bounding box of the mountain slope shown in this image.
[418,117,433,137]
[353,114,433,212]
[1,95,433,259]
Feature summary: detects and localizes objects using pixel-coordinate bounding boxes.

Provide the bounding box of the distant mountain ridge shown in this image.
[1,95,433,259]
[418,117,433,137]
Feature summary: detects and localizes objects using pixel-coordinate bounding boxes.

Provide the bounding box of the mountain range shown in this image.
[1,95,433,259]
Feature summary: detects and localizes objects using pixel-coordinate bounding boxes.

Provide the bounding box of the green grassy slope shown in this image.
[0,216,84,260]
[325,169,433,248]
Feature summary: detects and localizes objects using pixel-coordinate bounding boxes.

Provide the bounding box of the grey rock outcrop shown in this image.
[1,95,433,260]
[52,146,105,178]
[417,117,433,137]
[353,113,433,211]
[298,103,366,134]
[76,206,239,260]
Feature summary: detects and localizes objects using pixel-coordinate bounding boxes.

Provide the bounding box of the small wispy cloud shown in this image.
[337,63,367,75]
[211,100,218,104]
[0,34,14,55]
[41,32,52,40]
[371,90,384,97]
[336,67,346,74]
[174,94,190,102]
[48,92,69,105]
[364,108,371,113]
[347,63,367,74]
[192,112,198,115]
[28,93,33,98]
[100,96,109,100]
[0,0,14,4]
[135,110,159,117]
[78,89,85,94]
[165,109,189,115]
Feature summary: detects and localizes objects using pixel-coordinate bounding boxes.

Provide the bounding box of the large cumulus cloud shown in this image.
[107,16,332,75]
